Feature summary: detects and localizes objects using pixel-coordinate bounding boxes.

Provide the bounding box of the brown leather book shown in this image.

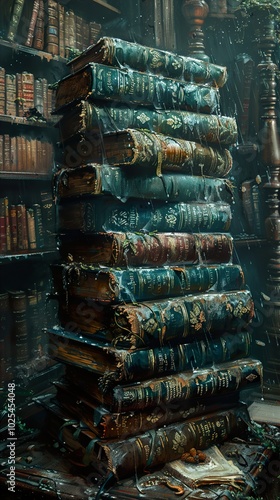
[3,134,11,171]
[9,290,29,364]
[0,198,7,254]
[33,0,44,51]
[58,3,65,58]
[16,73,24,117]
[0,67,5,115]
[21,72,34,115]
[27,208,37,250]
[10,136,17,172]
[16,204,28,251]
[4,197,11,252]
[25,0,40,47]
[44,0,59,55]
[5,74,17,116]
[10,204,18,252]
[0,135,3,171]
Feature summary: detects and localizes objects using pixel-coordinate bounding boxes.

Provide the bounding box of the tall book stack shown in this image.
[48,38,262,482]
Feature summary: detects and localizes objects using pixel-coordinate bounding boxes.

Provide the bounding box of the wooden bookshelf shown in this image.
[0,250,57,265]
[0,39,67,64]
[0,114,56,128]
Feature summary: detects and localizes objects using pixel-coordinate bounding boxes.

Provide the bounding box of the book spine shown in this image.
[70,37,227,87]
[41,191,54,248]
[9,290,29,364]
[5,74,17,116]
[27,289,41,356]
[57,264,244,304]
[10,204,18,252]
[33,0,44,51]
[75,15,83,52]
[58,3,65,58]
[7,0,25,41]
[59,232,233,267]
[21,72,34,114]
[10,136,17,172]
[4,197,11,252]
[16,204,28,251]
[34,78,44,116]
[44,0,59,55]
[4,134,11,171]
[33,203,45,248]
[27,208,37,250]
[65,10,75,59]
[109,359,262,412]
[25,0,40,47]
[112,290,253,348]
[0,67,5,115]
[58,198,232,234]
[16,73,24,117]
[62,101,237,146]
[56,165,233,204]
[0,135,3,171]
[89,21,101,45]
[0,198,7,253]
[97,406,249,478]
[82,19,90,51]
[55,64,220,114]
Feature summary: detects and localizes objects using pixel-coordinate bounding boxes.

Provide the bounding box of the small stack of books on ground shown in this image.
[46,38,262,486]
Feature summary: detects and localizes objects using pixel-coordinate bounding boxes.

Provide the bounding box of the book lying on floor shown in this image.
[58,198,232,234]
[53,381,241,439]
[67,36,228,87]
[57,101,238,146]
[48,327,253,386]
[63,128,233,175]
[52,263,245,304]
[55,165,234,204]
[64,358,262,413]
[163,445,245,489]
[57,289,253,345]
[54,63,220,114]
[59,232,234,267]
[45,402,249,479]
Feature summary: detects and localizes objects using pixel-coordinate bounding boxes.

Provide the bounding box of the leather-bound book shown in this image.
[54,63,220,114]
[48,327,252,385]
[52,263,245,304]
[0,198,7,254]
[16,73,24,117]
[62,128,232,175]
[65,10,75,59]
[58,197,232,234]
[5,74,17,116]
[25,0,40,47]
[21,72,34,114]
[89,21,102,46]
[16,204,28,251]
[82,19,90,51]
[0,67,5,115]
[0,136,3,170]
[10,204,18,252]
[58,101,238,146]
[68,37,228,87]
[34,78,44,116]
[33,0,44,51]
[27,207,37,250]
[45,402,249,479]
[4,134,11,171]
[58,2,65,58]
[55,165,233,204]
[75,15,83,52]
[7,0,25,41]
[4,197,11,252]
[10,136,17,172]
[59,231,233,267]
[44,0,59,55]
[41,78,48,119]
[54,379,240,439]
[33,203,45,248]
[9,290,29,364]
[64,358,262,413]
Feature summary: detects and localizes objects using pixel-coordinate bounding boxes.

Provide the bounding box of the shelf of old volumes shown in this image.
[0,172,52,181]
[0,114,57,129]
[0,38,67,65]
[0,250,57,265]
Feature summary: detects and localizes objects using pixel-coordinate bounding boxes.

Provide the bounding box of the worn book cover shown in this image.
[58,101,237,146]
[67,37,227,87]
[48,327,253,385]
[54,63,220,114]
[59,232,234,267]
[55,165,234,204]
[62,128,233,176]
[58,198,232,234]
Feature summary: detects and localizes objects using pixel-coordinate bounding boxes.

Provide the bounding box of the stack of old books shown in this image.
[47,38,262,483]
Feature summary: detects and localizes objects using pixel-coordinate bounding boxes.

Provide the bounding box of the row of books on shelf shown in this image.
[3,0,102,59]
[0,193,55,255]
[0,135,53,174]
[0,284,51,381]
[0,68,53,120]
